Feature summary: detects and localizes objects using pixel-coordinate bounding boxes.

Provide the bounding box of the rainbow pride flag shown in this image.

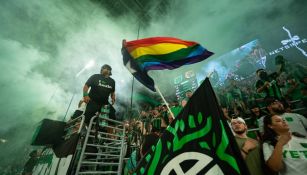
[122,37,214,91]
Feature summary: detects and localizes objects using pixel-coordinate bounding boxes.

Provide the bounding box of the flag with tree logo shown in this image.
[133,78,250,175]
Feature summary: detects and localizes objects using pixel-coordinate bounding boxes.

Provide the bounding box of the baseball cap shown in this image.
[231,117,246,125]
[101,64,112,75]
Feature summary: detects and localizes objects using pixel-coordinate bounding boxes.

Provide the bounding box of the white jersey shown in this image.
[281,113,307,137]
[258,113,307,137]
[263,136,307,175]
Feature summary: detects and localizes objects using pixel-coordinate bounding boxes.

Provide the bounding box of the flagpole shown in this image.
[130,77,134,109]
[155,85,175,119]
[129,20,141,115]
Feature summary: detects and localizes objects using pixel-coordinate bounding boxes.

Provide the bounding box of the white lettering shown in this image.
[296,41,302,45]
[269,51,275,56]
[269,27,307,57]
[99,84,112,89]
[98,80,113,89]
[268,27,307,57]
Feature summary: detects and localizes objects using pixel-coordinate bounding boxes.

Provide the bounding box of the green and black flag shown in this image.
[133,78,250,175]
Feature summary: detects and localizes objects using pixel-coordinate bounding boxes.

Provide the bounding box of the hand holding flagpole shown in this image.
[155,85,175,119]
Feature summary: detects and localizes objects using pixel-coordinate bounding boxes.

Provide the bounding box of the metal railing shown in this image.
[75,113,126,175]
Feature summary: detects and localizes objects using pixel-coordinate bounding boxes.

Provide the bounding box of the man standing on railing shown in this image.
[82,64,116,125]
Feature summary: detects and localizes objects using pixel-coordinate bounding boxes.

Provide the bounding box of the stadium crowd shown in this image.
[4,55,306,175]
[122,55,307,175]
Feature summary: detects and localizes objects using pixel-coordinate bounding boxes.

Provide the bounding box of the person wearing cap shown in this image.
[231,117,265,175]
[82,64,116,124]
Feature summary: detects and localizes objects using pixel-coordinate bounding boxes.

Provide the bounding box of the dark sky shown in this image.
[0,0,306,166]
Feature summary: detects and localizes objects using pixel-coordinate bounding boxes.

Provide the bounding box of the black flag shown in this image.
[133,78,250,175]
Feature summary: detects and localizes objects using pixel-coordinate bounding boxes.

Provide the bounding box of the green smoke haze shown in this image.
[0,0,306,168]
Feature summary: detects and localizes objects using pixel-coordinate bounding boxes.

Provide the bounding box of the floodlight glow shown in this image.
[85,60,95,69]
[76,60,96,77]
[0,139,7,143]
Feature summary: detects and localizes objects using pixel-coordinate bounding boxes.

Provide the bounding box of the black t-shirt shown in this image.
[85,74,115,104]
[256,80,265,91]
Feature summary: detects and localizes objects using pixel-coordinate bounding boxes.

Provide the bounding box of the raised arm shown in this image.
[265,132,291,172]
